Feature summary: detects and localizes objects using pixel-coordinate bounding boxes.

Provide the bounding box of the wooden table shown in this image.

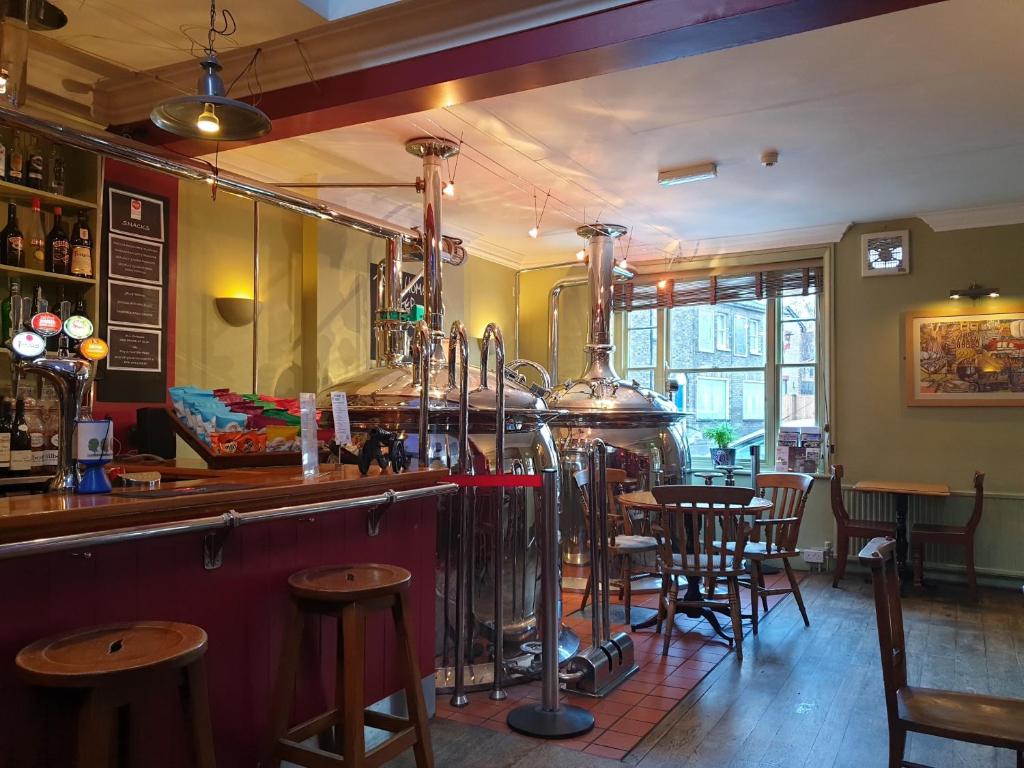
[852,480,950,585]
[617,491,773,640]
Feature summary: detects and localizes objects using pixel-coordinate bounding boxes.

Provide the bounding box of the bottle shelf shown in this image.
[0,264,96,286]
[0,179,97,212]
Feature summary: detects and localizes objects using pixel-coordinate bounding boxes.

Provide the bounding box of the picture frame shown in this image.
[861,230,910,277]
[904,305,1024,407]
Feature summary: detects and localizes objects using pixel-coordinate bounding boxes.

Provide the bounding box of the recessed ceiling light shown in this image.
[658,162,717,187]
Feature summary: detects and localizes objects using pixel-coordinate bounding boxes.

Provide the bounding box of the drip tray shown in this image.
[111,482,257,498]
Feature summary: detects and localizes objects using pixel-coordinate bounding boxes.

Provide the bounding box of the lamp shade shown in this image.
[150,54,271,141]
[215,297,255,326]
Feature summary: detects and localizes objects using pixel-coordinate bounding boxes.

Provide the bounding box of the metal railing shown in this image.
[0,483,459,561]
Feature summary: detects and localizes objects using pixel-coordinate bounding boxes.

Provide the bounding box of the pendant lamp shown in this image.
[150,1,271,141]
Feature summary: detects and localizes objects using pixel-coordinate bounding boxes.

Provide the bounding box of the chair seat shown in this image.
[715,540,796,559]
[16,622,207,688]
[912,522,969,537]
[898,687,1024,750]
[610,535,658,552]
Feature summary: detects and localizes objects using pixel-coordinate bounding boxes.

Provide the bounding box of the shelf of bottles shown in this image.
[0,125,100,484]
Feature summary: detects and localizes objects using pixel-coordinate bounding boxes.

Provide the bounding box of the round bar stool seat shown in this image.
[267,563,433,768]
[16,621,216,768]
[694,471,724,486]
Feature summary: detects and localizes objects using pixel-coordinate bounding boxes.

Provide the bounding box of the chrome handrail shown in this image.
[0,483,459,561]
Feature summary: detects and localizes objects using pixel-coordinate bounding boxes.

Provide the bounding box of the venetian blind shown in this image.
[611,260,823,311]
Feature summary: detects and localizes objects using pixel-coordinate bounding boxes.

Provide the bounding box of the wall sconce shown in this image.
[949,283,999,301]
[215,297,255,326]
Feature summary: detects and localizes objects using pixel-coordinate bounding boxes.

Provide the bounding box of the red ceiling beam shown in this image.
[116,0,945,155]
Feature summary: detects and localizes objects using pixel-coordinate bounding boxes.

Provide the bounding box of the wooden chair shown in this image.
[576,468,658,623]
[731,472,814,635]
[830,464,897,588]
[650,485,752,660]
[911,471,984,600]
[859,537,1023,768]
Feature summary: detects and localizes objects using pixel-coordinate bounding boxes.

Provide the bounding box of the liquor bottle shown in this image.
[0,202,23,267]
[26,405,44,473]
[26,136,44,190]
[9,399,32,476]
[45,206,70,274]
[27,198,45,271]
[41,406,58,473]
[30,284,46,320]
[7,130,24,184]
[1,279,21,343]
[48,144,65,196]
[70,210,93,277]
[0,399,10,476]
[56,287,71,357]
[74,294,86,316]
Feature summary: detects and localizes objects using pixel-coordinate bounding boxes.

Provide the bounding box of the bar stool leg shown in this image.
[394,590,435,768]
[183,657,218,768]
[76,690,115,768]
[266,602,306,768]
[340,602,366,765]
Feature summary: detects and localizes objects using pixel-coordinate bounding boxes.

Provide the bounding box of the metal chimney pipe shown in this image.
[578,223,628,381]
[406,137,459,365]
[376,234,408,367]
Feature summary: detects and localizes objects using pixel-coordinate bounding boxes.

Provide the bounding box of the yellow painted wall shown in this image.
[518,265,590,382]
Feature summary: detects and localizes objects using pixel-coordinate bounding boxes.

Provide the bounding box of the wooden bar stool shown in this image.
[266,563,433,768]
[16,621,216,768]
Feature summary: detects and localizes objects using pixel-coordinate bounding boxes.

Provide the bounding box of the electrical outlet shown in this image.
[803,548,825,564]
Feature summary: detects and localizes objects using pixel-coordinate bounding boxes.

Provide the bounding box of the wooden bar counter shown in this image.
[0,463,453,767]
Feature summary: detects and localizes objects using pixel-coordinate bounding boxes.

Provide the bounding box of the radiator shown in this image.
[841,486,1024,579]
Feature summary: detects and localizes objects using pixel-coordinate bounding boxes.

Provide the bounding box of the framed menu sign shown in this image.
[108,188,164,242]
[96,182,170,403]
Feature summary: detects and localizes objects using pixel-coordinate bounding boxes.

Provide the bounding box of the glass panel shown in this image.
[628,369,655,389]
[682,370,766,465]
[669,301,766,369]
[627,327,657,368]
[781,295,816,321]
[779,365,816,426]
[628,309,656,329]
[780,320,816,364]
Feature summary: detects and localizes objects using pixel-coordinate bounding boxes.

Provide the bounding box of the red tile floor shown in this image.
[434,570,801,761]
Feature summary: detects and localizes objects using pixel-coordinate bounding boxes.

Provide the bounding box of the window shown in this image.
[749,319,763,355]
[695,378,728,419]
[697,308,714,352]
[625,309,657,389]
[734,316,748,356]
[714,313,730,351]
[620,290,824,471]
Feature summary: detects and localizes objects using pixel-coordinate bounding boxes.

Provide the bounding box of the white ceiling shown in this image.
[210,0,1024,268]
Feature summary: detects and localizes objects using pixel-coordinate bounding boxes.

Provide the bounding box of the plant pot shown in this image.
[710,447,736,467]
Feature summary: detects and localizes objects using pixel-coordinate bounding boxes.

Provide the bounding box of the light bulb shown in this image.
[620,258,629,269]
[657,279,667,289]
[196,103,220,134]
[575,250,585,261]
[988,291,1000,298]
[949,293,961,300]
[443,181,455,197]
[528,226,539,239]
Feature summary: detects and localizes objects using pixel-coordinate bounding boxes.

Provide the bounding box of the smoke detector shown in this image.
[761,150,780,168]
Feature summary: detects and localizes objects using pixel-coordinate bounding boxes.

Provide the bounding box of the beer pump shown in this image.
[9,308,109,494]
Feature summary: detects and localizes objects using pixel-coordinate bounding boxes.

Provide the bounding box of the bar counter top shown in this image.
[0,462,451,545]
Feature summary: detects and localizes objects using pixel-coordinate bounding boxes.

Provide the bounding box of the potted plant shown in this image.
[702,423,738,467]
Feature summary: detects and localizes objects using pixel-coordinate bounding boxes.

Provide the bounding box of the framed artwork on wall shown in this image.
[904,306,1024,406]
[862,230,910,277]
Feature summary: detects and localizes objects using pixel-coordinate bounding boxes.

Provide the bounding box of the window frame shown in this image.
[694,376,730,420]
[714,312,731,351]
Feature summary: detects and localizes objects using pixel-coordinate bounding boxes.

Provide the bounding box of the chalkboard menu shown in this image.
[96,185,170,403]
[368,263,423,360]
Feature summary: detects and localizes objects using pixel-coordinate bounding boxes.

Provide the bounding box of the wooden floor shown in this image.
[386,574,1024,768]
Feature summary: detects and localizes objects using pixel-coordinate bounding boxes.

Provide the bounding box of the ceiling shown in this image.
[208,0,1024,268]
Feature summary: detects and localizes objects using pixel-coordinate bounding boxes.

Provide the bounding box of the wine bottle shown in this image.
[0,399,11,477]
[70,210,93,277]
[26,136,44,190]
[9,399,32,477]
[27,198,45,271]
[1,279,21,343]
[7,130,24,184]
[48,144,65,195]
[45,206,70,275]
[26,405,44,473]
[0,202,23,267]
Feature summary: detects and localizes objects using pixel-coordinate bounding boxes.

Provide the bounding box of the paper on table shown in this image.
[330,391,352,446]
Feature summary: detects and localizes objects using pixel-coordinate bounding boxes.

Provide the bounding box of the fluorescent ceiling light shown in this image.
[300,0,401,21]
[658,162,718,187]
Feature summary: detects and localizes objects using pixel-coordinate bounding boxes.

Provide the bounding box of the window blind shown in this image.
[611,261,823,311]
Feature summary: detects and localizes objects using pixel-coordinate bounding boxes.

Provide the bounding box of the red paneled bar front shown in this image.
[0,465,452,766]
